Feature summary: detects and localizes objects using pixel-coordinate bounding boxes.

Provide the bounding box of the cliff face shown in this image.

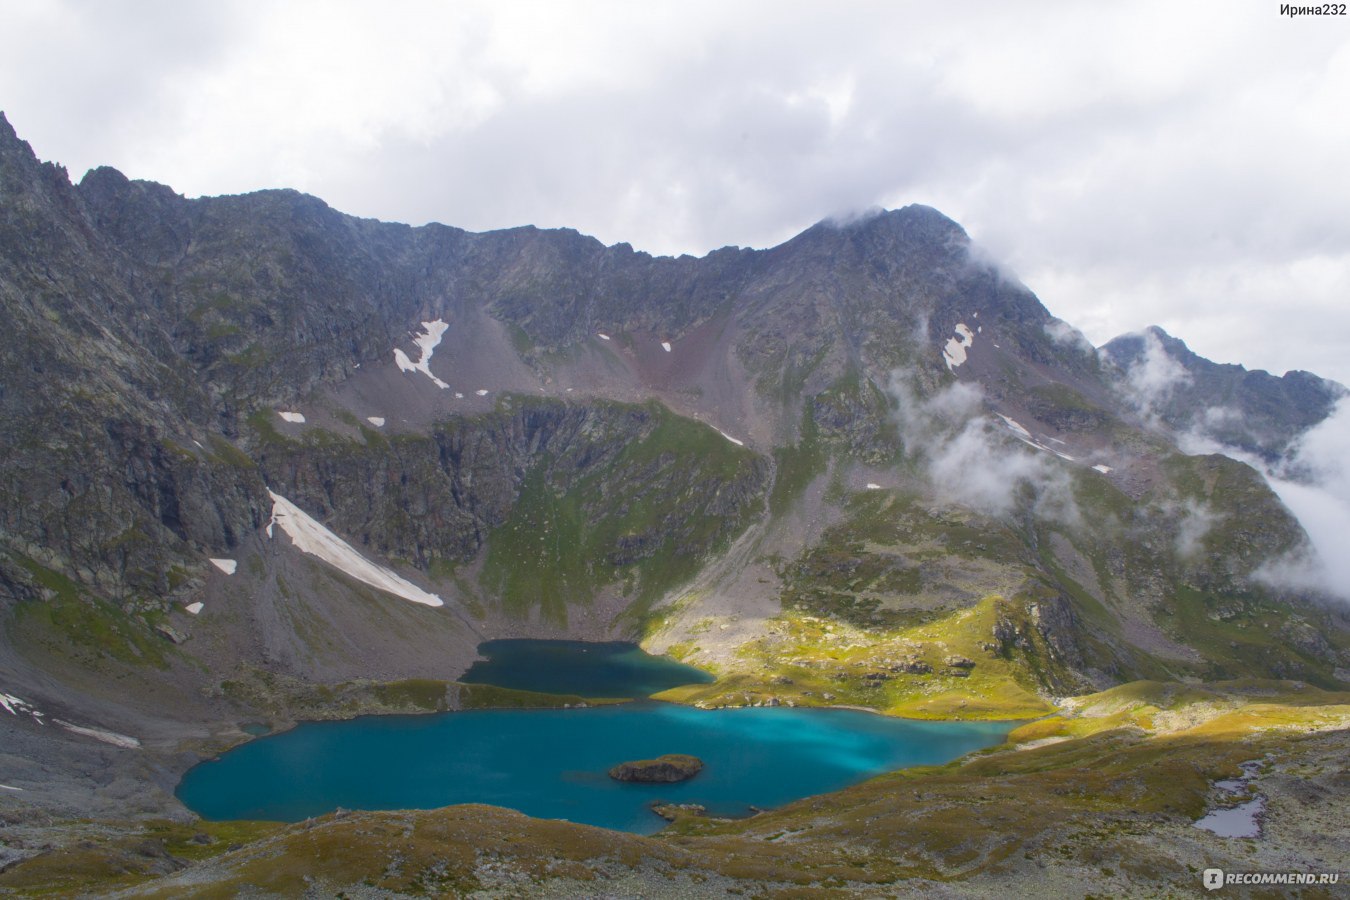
[253,398,769,625]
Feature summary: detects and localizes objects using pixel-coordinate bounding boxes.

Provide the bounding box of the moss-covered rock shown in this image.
[608,753,705,783]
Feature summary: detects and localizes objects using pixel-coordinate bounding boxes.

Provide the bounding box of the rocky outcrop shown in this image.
[608,754,704,783]
[651,802,707,821]
[252,399,770,619]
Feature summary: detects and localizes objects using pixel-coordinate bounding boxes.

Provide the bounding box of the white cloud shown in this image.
[1119,329,1192,417]
[1043,318,1094,354]
[1172,499,1220,560]
[1255,477,1350,599]
[1259,402,1350,599]
[890,375,1079,523]
[1180,401,1350,602]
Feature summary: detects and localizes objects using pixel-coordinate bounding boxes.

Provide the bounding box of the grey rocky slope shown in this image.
[1,108,1348,841]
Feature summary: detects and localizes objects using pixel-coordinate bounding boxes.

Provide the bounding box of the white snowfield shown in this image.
[209,558,237,575]
[1093,464,1113,474]
[267,491,445,608]
[866,483,882,490]
[277,411,305,423]
[661,341,672,352]
[367,416,385,427]
[3,689,140,748]
[55,723,141,750]
[0,691,40,718]
[185,602,204,615]
[475,389,489,396]
[716,429,745,447]
[394,319,451,389]
[997,414,1032,440]
[942,323,975,370]
[55,720,141,749]
[596,332,611,341]
[997,415,1076,461]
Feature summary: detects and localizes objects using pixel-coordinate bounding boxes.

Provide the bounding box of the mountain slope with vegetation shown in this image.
[2,112,1348,895]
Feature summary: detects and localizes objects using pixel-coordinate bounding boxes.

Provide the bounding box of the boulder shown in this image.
[608,754,704,783]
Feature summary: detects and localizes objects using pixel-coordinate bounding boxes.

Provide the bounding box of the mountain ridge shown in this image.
[2,113,1349,895]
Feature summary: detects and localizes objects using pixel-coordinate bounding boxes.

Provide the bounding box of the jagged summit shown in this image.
[1106,323,1344,386]
[1101,324,1345,458]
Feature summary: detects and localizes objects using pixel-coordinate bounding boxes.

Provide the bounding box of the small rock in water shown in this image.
[608,753,704,783]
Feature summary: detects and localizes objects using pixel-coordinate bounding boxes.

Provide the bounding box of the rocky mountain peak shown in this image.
[1100,324,1345,459]
[0,110,39,167]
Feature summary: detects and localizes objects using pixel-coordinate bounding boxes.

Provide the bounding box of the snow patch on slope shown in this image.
[661,341,672,352]
[0,692,40,719]
[209,558,236,575]
[367,416,385,427]
[277,411,305,423]
[184,602,204,615]
[3,689,140,748]
[267,491,444,608]
[54,720,140,749]
[997,414,1076,461]
[942,323,975,370]
[394,319,450,389]
[716,429,745,447]
[997,415,1031,440]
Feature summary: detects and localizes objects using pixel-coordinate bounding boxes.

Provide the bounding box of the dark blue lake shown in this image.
[178,641,1014,833]
[458,638,715,697]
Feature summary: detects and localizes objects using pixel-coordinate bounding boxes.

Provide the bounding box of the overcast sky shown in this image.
[3,0,1348,383]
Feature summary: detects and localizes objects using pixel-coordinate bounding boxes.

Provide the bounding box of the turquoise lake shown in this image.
[177,642,1014,834]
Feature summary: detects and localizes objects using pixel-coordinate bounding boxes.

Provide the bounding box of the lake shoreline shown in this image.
[176,639,1022,832]
[178,701,1017,832]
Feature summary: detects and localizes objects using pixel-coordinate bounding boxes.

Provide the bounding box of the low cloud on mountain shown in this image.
[1112,329,1192,425]
[1170,498,1221,561]
[1177,399,1350,603]
[1255,403,1350,602]
[888,373,1080,525]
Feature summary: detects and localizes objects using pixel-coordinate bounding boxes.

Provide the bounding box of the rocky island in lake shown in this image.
[608,754,705,783]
